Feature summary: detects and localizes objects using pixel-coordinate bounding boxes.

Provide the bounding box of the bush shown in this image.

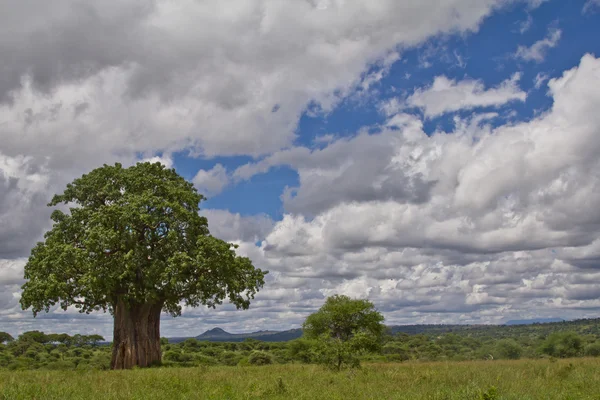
[163,350,183,362]
[89,352,111,370]
[539,332,583,358]
[248,351,274,366]
[193,354,217,366]
[288,339,318,363]
[495,339,522,360]
[585,343,600,357]
[220,351,243,366]
[313,337,360,371]
[43,360,76,370]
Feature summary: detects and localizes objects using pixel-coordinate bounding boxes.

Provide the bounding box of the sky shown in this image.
[2,0,600,338]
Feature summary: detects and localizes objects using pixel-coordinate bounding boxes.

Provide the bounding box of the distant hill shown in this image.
[164,318,600,344]
[505,318,565,325]
[193,327,302,342]
[196,327,234,339]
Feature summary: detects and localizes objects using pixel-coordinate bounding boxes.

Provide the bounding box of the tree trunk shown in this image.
[111,299,163,370]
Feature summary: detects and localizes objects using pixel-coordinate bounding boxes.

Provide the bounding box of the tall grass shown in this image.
[1,358,598,399]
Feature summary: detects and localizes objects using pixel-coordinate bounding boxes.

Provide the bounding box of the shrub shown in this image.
[539,332,583,358]
[163,350,183,362]
[495,339,522,360]
[288,339,318,363]
[585,343,600,357]
[220,351,243,366]
[43,360,76,370]
[248,351,274,366]
[193,354,217,366]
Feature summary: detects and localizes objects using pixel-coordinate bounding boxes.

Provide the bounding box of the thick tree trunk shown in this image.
[111,299,163,370]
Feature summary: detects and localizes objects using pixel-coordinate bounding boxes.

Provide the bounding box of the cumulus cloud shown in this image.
[234,123,435,216]
[0,154,53,258]
[0,0,512,161]
[243,54,600,327]
[263,54,600,251]
[515,28,562,62]
[0,0,530,337]
[140,154,174,169]
[396,73,526,118]
[3,1,599,338]
[201,209,274,243]
[193,164,231,197]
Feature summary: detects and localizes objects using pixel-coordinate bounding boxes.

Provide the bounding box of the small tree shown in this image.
[585,342,600,357]
[302,295,385,370]
[0,332,14,344]
[539,332,583,358]
[20,162,267,369]
[248,350,274,366]
[19,331,49,344]
[495,339,522,360]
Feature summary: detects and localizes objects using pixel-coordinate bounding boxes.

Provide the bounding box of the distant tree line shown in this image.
[3,310,600,371]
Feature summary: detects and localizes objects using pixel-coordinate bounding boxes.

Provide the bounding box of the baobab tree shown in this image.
[20,162,266,369]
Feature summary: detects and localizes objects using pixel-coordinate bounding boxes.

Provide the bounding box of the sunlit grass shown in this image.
[1,358,598,399]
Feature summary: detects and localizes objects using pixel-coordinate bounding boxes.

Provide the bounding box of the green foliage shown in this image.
[20,162,267,319]
[0,332,14,344]
[585,342,600,357]
[220,351,243,366]
[5,322,600,372]
[480,386,499,400]
[494,339,522,360]
[303,295,385,342]
[539,332,584,358]
[18,331,49,344]
[248,351,274,366]
[287,339,319,363]
[313,336,361,370]
[2,359,600,399]
[303,295,385,370]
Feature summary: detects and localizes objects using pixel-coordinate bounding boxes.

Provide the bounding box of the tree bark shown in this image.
[111,299,163,369]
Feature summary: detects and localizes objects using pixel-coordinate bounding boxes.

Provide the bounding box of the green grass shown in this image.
[1,358,599,399]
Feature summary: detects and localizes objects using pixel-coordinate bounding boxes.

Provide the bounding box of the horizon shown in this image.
[2,0,600,339]
[1,317,575,339]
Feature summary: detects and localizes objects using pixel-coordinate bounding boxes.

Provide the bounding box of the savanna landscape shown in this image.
[3,1,600,399]
[3,317,600,398]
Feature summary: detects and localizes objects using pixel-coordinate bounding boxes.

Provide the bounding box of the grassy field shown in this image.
[1,358,598,399]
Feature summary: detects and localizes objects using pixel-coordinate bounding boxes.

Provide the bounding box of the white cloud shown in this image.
[10,54,600,337]
[526,0,550,10]
[3,1,600,337]
[387,73,526,118]
[192,164,231,197]
[2,0,535,336]
[583,0,600,13]
[140,154,174,169]
[234,54,600,327]
[518,14,533,34]
[515,28,562,62]
[200,209,274,243]
[534,72,550,89]
[0,0,515,161]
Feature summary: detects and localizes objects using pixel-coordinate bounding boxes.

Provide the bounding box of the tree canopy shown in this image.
[19,162,267,368]
[303,295,385,369]
[303,295,385,342]
[0,332,13,344]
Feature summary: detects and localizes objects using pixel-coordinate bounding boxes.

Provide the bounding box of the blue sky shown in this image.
[188,0,600,219]
[2,0,600,337]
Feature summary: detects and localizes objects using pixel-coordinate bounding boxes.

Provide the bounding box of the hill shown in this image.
[192,328,302,342]
[165,318,600,343]
[505,318,565,325]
